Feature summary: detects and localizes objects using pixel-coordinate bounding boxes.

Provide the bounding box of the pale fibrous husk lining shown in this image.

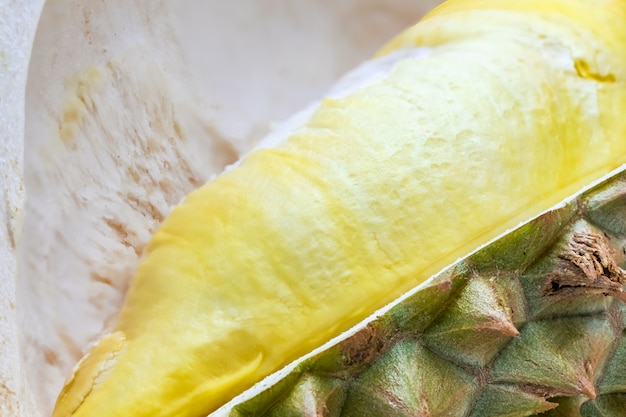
[0,1,45,416]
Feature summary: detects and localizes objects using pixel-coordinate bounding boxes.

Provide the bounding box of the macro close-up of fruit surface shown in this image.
[1,0,626,416]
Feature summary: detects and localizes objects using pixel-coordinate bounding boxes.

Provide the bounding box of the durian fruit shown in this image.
[47,0,626,416]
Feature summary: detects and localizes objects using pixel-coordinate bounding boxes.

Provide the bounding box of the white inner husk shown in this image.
[6,1,442,416]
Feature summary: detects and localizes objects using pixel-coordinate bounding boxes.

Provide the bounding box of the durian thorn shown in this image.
[577,373,597,400]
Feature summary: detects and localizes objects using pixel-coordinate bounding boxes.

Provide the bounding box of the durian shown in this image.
[2,1,626,417]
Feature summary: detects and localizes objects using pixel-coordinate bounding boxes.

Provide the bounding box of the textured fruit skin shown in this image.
[231,167,626,417]
[53,1,626,416]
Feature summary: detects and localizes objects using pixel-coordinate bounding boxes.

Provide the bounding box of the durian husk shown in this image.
[1,0,441,416]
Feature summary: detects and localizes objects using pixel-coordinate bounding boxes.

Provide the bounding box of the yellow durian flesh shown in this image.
[53,1,626,416]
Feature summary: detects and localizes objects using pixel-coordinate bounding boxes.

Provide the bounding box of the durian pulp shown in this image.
[54,1,626,417]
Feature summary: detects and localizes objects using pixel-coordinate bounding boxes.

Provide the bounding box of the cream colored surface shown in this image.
[0,1,45,416]
[18,0,440,415]
[52,1,626,417]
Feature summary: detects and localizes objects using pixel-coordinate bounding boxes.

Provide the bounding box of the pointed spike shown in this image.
[579,375,596,400]
[341,340,478,417]
[492,317,614,397]
[495,317,521,338]
[423,275,523,367]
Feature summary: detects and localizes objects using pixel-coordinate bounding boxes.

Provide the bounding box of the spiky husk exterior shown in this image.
[229,168,626,417]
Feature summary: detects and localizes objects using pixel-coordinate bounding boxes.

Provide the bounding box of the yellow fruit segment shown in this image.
[53,1,626,416]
